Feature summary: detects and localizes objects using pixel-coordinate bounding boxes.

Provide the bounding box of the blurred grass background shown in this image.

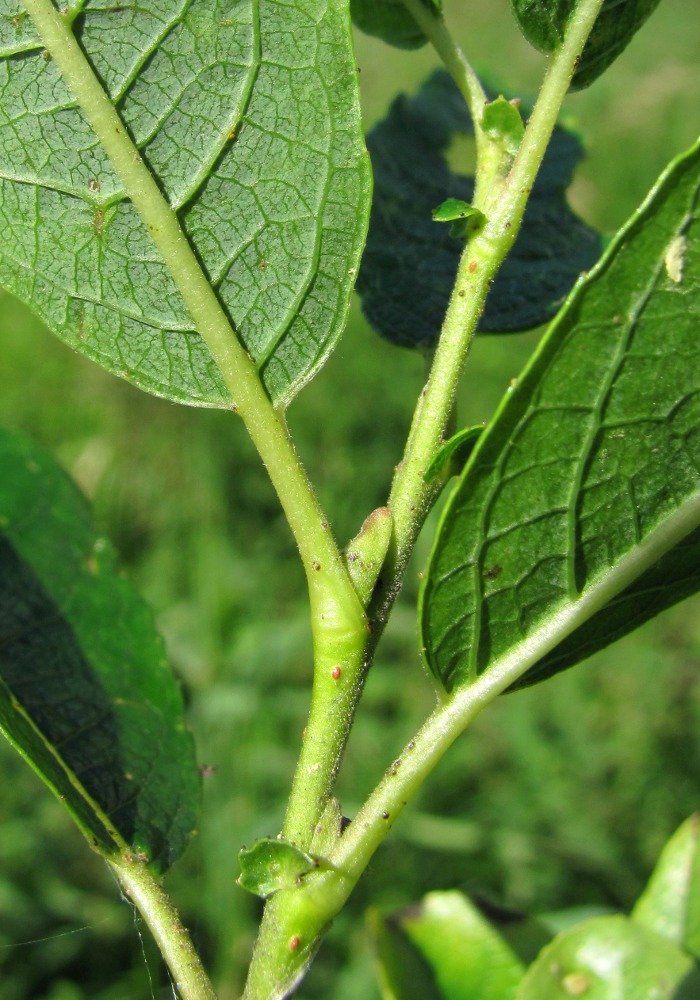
[1,1,699,997]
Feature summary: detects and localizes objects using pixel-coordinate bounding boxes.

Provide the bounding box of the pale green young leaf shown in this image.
[0,427,199,873]
[516,915,700,999]
[370,891,547,1000]
[633,814,700,961]
[509,0,662,90]
[238,838,318,900]
[0,0,370,408]
[420,140,700,693]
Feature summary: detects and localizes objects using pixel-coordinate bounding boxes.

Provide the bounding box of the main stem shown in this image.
[244,1,607,996]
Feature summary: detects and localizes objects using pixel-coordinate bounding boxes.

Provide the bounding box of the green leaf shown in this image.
[350,0,442,50]
[633,814,700,961]
[368,907,445,1000]
[509,0,662,91]
[0,427,199,873]
[356,71,601,349]
[481,97,525,157]
[238,838,318,899]
[432,200,486,239]
[0,0,371,408]
[420,139,700,693]
[516,914,700,999]
[510,525,700,689]
[371,891,534,1000]
[424,425,485,485]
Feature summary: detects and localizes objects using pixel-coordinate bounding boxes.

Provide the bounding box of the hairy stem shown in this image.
[372,0,607,631]
[401,0,487,126]
[110,859,217,1000]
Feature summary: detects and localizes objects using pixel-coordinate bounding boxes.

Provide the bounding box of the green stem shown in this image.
[401,0,487,126]
[245,5,610,993]
[373,0,607,629]
[21,0,360,626]
[110,859,217,1000]
[23,0,368,985]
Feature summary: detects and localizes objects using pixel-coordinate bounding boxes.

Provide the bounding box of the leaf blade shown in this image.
[0,427,199,872]
[0,0,371,408]
[509,0,662,90]
[356,71,601,349]
[420,140,700,693]
[633,814,700,961]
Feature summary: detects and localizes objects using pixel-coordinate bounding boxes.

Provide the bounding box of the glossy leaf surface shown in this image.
[633,814,700,961]
[356,72,601,349]
[0,0,371,408]
[0,428,199,872]
[420,140,700,693]
[238,838,317,899]
[516,914,700,999]
[510,0,662,90]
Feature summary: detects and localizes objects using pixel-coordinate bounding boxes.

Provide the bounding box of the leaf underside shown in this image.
[0,0,371,408]
[420,139,700,694]
[0,428,199,872]
[356,71,601,350]
[509,0,662,90]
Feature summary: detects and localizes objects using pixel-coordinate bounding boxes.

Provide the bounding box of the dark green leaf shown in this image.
[238,838,318,899]
[0,428,199,873]
[356,72,601,349]
[509,0,662,90]
[516,915,700,999]
[420,140,700,693]
[350,0,441,50]
[633,814,700,962]
[0,0,371,408]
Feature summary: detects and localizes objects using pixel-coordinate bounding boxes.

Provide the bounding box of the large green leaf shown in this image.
[420,140,700,693]
[0,427,199,873]
[0,0,371,408]
[516,915,700,999]
[356,72,601,349]
[633,814,700,962]
[510,0,662,90]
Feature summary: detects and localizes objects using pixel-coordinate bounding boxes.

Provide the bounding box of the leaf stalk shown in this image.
[110,859,218,1000]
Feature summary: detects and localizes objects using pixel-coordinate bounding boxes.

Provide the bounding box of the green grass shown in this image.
[1,2,700,997]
